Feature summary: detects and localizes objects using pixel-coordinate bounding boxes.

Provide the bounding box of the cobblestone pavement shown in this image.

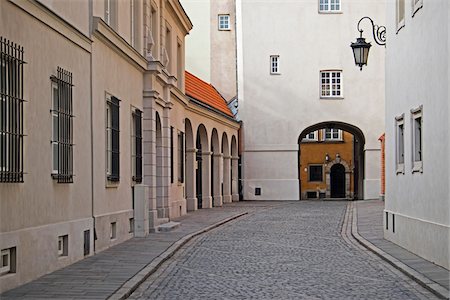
[130,201,437,300]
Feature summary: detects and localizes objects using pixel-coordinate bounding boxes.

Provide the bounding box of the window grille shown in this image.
[170,126,174,183]
[50,67,74,183]
[0,37,25,183]
[178,132,184,183]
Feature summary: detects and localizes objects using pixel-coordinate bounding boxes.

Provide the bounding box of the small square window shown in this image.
[270,55,280,75]
[319,0,341,12]
[303,131,318,141]
[255,187,261,196]
[309,165,323,182]
[218,15,230,30]
[58,235,68,257]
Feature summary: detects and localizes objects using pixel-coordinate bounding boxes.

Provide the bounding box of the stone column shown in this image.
[231,156,239,202]
[212,153,223,207]
[222,155,232,203]
[160,101,171,218]
[201,151,213,208]
[186,148,197,211]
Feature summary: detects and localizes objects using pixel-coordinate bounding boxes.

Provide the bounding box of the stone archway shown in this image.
[325,158,352,199]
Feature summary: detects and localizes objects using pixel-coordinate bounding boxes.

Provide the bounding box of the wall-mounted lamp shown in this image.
[350,16,386,70]
[325,153,330,163]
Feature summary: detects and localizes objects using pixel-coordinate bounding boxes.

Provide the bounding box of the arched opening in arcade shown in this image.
[297,122,365,200]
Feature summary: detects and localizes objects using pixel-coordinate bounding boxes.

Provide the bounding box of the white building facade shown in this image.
[384,0,449,269]
[236,0,386,201]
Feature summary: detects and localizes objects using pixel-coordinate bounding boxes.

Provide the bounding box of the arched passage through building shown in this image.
[297,121,365,200]
[196,124,212,209]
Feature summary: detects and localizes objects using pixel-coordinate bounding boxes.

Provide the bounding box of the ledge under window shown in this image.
[396,163,405,175]
[412,161,423,173]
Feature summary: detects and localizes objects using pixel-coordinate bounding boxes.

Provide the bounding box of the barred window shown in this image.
[50,67,74,183]
[309,165,323,182]
[106,95,120,181]
[131,108,142,183]
[1,37,25,183]
[170,126,174,183]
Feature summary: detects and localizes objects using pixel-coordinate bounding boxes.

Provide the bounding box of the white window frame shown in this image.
[303,131,318,141]
[396,0,405,33]
[106,95,113,177]
[320,70,343,98]
[319,0,341,13]
[51,82,59,175]
[0,249,10,274]
[395,114,405,174]
[218,14,231,30]
[323,128,342,141]
[270,55,280,75]
[411,106,423,173]
[412,0,423,17]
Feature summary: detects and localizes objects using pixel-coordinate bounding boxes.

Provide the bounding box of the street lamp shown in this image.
[351,16,386,70]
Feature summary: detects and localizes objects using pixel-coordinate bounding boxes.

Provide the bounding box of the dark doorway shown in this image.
[330,164,345,198]
[196,134,202,209]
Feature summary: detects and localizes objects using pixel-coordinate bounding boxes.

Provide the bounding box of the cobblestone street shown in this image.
[130,201,436,299]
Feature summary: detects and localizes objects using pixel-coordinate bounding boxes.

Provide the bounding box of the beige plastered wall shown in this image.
[0,0,92,292]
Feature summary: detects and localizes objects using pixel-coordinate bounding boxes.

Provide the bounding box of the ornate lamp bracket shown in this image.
[357,16,386,46]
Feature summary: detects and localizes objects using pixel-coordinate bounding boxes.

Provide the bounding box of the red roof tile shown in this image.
[185,71,234,117]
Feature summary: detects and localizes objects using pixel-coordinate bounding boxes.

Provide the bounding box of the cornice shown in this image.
[92,17,147,72]
[167,0,193,34]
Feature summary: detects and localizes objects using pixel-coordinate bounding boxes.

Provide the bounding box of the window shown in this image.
[177,41,183,89]
[129,218,134,233]
[170,126,174,183]
[130,0,137,47]
[131,109,142,183]
[218,14,231,30]
[324,129,342,141]
[412,0,423,17]
[1,247,16,275]
[57,235,68,257]
[105,0,117,29]
[303,131,318,141]
[270,55,280,75]
[178,131,184,183]
[319,0,341,12]
[50,67,74,183]
[1,37,25,183]
[83,230,90,256]
[396,0,405,32]
[309,165,323,182]
[320,71,342,98]
[110,222,117,239]
[411,106,423,173]
[395,115,405,174]
[165,25,172,72]
[106,95,120,182]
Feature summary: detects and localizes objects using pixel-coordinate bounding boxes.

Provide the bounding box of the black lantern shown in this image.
[351,16,386,71]
[351,33,371,70]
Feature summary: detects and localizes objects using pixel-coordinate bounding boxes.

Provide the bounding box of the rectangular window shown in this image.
[411,106,423,173]
[170,126,174,184]
[83,230,90,256]
[177,41,183,89]
[0,247,16,275]
[270,55,280,75]
[178,131,184,183]
[385,212,389,230]
[129,218,134,233]
[106,96,120,181]
[309,165,323,182]
[324,129,342,141]
[105,0,117,29]
[1,37,25,183]
[50,67,74,183]
[412,0,423,17]
[320,70,342,98]
[131,109,142,183]
[319,0,341,12]
[110,222,117,239]
[57,235,68,257]
[165,26,172,72]
[395,115,405,174]
[218,14,231,30]
[397,0,405,31]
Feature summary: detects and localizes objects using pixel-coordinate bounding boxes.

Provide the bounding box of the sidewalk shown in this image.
[1,201,283,300]
[354,200,449,299]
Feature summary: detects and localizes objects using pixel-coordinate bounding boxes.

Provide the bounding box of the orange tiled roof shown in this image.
[185,71,234,117]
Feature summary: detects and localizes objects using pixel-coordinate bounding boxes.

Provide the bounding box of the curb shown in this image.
[349,203,449,300]
[107,211,248,300]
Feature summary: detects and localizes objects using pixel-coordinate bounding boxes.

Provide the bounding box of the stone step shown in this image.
[156,221,181,232]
